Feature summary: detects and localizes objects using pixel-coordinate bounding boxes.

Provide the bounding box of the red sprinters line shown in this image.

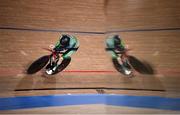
[63,70,115,73]
[0,67,180,77]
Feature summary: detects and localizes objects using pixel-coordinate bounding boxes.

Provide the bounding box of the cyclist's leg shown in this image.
[118,53,124,65]
[51,54,60,71]
[54,54,59,64]
[121,53,131,69]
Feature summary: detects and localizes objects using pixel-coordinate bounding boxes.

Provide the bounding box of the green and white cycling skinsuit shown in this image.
[54,35,79,59]
[106,36,125,59]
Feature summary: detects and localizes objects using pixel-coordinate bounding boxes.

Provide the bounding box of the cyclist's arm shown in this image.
[62,36,79,59]
[106,38,118,59]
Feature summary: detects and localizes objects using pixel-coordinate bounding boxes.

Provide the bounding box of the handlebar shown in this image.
[43,47,78,54]
[105,48,131,54]
[43,48,63,54]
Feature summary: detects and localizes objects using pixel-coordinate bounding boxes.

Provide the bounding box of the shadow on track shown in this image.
[112,56,155,75]
[128,56,155,75]
[26,55,49,74]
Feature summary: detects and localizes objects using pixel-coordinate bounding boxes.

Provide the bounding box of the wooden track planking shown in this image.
[106,0,180,30]
[0,0,180,99]
[0,0,105,32]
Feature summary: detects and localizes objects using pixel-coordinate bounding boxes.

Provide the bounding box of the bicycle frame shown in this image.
[43,48,63,65]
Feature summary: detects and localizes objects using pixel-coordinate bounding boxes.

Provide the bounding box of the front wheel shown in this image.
[112,57,133,76]
[45,57,71,75]
[27,55,50,74]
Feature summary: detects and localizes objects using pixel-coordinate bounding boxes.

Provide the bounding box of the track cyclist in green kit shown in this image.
[106,35,132,76]
[46,34,79,75]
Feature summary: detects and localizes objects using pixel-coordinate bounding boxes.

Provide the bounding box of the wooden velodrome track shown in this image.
[0,0,180,114]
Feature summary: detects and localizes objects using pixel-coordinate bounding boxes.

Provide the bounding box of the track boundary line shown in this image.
[15,87,166,92]
[107,27,180,33]
[0,27,105,34]
[1,26,180,34]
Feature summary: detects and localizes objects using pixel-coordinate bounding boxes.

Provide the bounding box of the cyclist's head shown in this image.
[59,34,70,47]
[114,35,121,46]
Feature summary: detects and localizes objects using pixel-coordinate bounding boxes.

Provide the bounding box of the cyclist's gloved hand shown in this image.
[116,46,125,51]
[54,48,68,54]
[49,44,55,49]
[53,46,63,51]
[60,57,64,60]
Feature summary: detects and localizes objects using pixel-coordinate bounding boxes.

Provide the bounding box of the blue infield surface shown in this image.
[0,94,180,111]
